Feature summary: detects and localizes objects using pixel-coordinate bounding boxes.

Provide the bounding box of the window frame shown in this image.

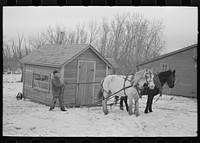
[161,63,169,71]
[32,72,51,93]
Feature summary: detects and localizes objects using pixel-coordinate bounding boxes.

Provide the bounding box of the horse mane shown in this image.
[131,69,146,86]
[135,69,146,76]
[158,69,172,77]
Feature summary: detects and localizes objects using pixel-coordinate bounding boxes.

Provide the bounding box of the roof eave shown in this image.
[21,62,62,68]
[61,45,113,68]
[89,45,113,68]
[137,44,197,66]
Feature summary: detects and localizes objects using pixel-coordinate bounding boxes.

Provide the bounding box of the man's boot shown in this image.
[60,107,67,111]
[49,106,54,111]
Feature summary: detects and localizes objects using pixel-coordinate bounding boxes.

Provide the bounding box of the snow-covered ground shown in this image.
[3,74,197,137]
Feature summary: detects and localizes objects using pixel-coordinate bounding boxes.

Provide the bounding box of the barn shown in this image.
[20,44,114,107]
[137,44,197,98]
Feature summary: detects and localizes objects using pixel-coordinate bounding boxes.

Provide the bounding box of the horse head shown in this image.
[166,69,176,88]
[136,69,155,89]
[158,69,176,88]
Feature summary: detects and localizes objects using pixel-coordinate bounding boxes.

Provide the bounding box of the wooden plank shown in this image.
[25,85,75,106]
[24,71,33,86]
[25,85,52,98]
[26,64,58,74]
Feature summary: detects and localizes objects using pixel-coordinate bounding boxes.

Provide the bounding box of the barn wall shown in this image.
[64,48,107,105]
[138,47,197,97]
[23,64,60,106]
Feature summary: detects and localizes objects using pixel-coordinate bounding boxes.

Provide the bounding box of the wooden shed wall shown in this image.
[63,48,107,106]
[23,64,59,105]
[138,47,197,97]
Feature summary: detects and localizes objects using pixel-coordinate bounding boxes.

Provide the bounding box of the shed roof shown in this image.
[20,44,112,68]
[106,58,120,69]
[137,44,197,66]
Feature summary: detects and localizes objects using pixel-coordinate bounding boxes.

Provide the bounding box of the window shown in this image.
[33,72,50,92]
[161,63,168,71]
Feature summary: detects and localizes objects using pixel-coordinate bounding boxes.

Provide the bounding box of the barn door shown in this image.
[76,61,95,105]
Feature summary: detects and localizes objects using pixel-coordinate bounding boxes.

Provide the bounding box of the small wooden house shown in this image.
[20,44,113,106]
[137,44,197,97]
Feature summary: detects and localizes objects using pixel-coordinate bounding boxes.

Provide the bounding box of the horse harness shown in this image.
[101,72,151,101]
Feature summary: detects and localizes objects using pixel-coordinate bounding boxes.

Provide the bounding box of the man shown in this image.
[49,70,67,111]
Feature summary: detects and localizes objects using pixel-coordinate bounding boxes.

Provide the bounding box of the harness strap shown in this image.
[100,79,109,100]
[135,84,143,98]
[123,75,129,97]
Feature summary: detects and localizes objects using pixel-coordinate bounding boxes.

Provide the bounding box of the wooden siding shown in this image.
[64,48,107,105]
[23,64,61,106]
[24,84,54,106]
[138,47,197,97]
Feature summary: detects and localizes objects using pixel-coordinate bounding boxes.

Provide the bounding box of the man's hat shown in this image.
[53,70,59,75]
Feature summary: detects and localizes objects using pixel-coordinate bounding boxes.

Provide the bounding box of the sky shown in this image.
[3,6,198,53]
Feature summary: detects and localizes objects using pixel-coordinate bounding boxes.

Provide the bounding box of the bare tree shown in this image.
[88,21,99,44]
[29,33,47,49]
[98,17,110,57]
[99,13,166,74]
[4,12,165,76]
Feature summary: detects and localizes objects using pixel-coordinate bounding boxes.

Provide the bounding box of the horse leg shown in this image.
[149,95,154,112]
[120,97,124,110]
[144,95,151,114]
[128,95,133,115]
[115,96,119,105]
[124,96,129,112]
[102,93,109,115]
[133,93,140,117]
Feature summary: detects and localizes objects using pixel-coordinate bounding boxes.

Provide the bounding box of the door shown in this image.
[76,61,95,105]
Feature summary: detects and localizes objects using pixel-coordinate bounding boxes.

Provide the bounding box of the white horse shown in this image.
[98,69,155,116]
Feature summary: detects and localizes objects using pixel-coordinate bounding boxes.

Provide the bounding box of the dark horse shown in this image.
[118,69,176,113]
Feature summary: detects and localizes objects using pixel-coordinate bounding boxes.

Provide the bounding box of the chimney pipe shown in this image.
[60,32,64,44]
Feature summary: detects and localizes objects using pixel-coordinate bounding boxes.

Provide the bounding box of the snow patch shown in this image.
[3,74,197,136]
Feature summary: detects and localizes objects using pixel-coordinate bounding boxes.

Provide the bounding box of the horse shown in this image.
[98,69,155,116]
[118,69,176,114]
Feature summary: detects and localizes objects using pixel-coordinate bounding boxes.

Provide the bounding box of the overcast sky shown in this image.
[3,6,197,53]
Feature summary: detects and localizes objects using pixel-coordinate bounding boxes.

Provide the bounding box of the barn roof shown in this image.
[20,44,113,68]
[137,44,197,66]
[106,58,120,69]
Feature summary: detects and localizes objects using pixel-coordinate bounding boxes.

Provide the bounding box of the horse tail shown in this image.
[98,79,104,100]
[98,87,104,100]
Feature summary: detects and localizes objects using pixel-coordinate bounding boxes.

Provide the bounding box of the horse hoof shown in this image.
[104,111,109,115]
[129,112,133,116]
[144,110,148,114]
[136,114,140,117]
[149,110,153,113]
